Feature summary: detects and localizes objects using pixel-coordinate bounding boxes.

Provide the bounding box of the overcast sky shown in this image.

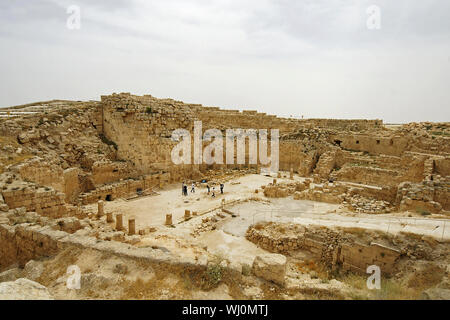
[0,0,449,123]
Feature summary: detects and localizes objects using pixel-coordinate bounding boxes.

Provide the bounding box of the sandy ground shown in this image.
[5,173,448,300]
[88,173,449,267]
[221,199,340,237]
[195,230,267,266]
[92,173,299,231]
[224,198,450,240]
[199,196,450,266]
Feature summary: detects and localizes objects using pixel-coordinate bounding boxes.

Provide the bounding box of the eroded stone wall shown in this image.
[246,222,402,275]
[2,186,67,217]
[0,223,61,269]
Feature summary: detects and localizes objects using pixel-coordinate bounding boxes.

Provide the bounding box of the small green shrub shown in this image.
[416,207,431,216]
[242,264,252,276]
[431,131,450,137]
[206,263,224,287]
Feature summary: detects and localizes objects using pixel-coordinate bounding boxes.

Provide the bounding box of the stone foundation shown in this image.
[246,222,402,275]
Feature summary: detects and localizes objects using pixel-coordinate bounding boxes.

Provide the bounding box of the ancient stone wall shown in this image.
[0,223,61,269]
[340,242,401,274]
[91,161,136,186]
[2,186,67,218]
[346,185,397,204]
[333,166,402,187]
[99,93,384,180]
[78,171,174,204]
[246,223,401,275]
[331,133,409,157]
[0,217,211,279]
[297,151,319,176]
[396,177,450,212]
[100,94,194,174]
[63,167,81,203]
[79,179,145,204]
[260,179,397,213]
[435,158,450,177]
[278,141,304,172]
[313,151,338,178]
[307,119,382,131]
[16,159,65,192]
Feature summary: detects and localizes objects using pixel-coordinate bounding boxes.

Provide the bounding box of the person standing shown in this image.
[212,186,216,198]
[183,184,188,196]
[182,182,185,196]
[220,183,224,194]
[191,182,195,193]
[206,184,210,194]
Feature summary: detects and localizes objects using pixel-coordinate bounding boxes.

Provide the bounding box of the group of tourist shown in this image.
[205,183,224,198]
[181,181,224,198]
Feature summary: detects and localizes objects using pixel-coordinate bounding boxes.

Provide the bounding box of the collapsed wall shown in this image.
[396,177,450,212]
[246,222,409,275]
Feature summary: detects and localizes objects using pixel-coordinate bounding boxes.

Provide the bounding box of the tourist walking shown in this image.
[191,182,195,193]
[183,184,188,196]
[220,183,224,194]
[206,184,210,194]
[211,187,216,198]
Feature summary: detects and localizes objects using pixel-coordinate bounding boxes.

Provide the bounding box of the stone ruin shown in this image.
[0,93,449,300]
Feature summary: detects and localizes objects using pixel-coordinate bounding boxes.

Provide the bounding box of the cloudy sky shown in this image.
[0,0,449,123]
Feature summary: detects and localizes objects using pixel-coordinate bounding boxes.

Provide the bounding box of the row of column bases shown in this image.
[96,170,294,232]
[272,168,294,183]
[97,200,198,233]
[97,200,135,235]
[96,200,197,233]
[165,198,226,226]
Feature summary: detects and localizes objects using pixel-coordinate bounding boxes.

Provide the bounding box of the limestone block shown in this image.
[0,278,53,300]
[421,288,450,300]
[23,260,44,281]
[252,253,287,286]
[0,268,21,283]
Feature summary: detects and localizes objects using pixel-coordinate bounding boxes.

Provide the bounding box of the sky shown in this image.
[0,0,449,123]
